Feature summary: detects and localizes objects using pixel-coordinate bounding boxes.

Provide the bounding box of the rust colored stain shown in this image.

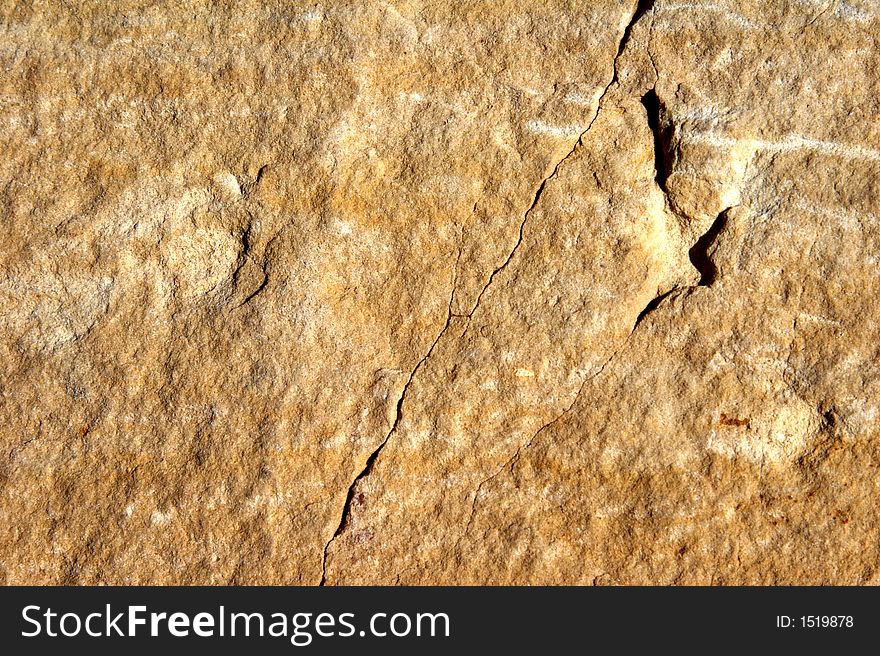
[719,413,750,428]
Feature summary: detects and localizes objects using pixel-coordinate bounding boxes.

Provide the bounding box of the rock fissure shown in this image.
[328,2,666,579]
[322,3,661,583]
[319,277,458,585]
[615,0,657,82]
[5,0,878,587]
[465,0,655,322]
[641,88,673,190]
[688,208,730,287]
[229,210,274,308]
[631,204,733,331]
[458,317,643,551]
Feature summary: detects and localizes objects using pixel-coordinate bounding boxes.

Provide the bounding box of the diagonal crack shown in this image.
[802,0,836,31]
[322,1,659,583]
[465,135,587,320]
[459,273,683,550]
[459,283,660,548]
[631,287,679,331]
[466,0,656,321]
[319,262,459,585]
[459,1,661,538]
[460,372,590,548]
[460,212,737,549]
[615,0,657,81]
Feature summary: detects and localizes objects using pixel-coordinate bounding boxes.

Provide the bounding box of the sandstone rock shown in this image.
[1,0,878,584]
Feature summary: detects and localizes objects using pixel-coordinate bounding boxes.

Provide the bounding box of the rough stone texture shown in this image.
[1,0,878,585]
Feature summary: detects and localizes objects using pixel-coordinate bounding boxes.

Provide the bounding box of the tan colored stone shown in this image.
[1,0,878,585]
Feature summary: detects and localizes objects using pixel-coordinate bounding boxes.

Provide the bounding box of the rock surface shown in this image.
[1,0,878,584]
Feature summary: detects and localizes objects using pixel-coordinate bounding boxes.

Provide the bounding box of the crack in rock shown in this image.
[631,287,679,331]
[632,206,734,330]
[465,130,589,320]
[466,1,656,321]
[319,274,458,585]
[641,88,675,190]
[321,0,661,583]
[688,208,730,286]
[459,273,666,550]
[616,0,657,80]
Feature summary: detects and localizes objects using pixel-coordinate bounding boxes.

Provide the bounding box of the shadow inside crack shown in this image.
[618,0,657,57]
[632,207,732,331]
[632,288,678,331]
[688,209,729,286]
[641,88,674,190]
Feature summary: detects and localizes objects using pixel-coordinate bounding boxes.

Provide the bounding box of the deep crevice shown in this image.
[236,271,268,308]
[231,216,270,308]
[630,208,732,330]
[632,288,678,331]
[617,0,656,62]
[245,164,267,197]
[641,88,674,189]
[254,164,267,187]
[688,209,729,286]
